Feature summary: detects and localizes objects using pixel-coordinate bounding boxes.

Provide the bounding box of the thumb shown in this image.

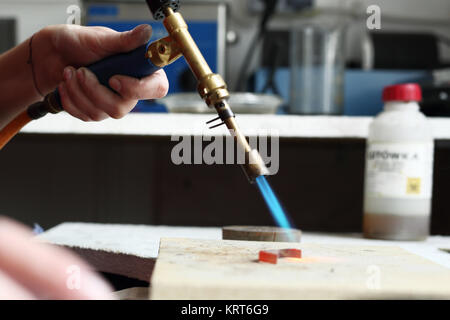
[96,24,152,54]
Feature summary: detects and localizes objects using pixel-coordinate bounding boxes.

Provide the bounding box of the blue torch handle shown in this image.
[53,41,160,108]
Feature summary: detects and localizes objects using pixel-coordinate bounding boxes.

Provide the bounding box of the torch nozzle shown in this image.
[215,100,269,182]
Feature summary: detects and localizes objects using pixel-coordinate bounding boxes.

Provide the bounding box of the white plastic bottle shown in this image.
[363,83,434,240]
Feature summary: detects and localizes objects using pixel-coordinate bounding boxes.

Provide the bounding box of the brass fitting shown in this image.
[146,36,182,68]
[162,7,230,107]
[197,74,229,106]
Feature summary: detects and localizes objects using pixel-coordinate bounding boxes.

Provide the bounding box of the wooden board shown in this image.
[37,223,220,281]
[150,238,450,299]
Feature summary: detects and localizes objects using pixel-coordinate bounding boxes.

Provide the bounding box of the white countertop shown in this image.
[21,113,450,139]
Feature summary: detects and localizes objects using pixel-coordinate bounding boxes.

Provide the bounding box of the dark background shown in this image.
[0,134,449,235]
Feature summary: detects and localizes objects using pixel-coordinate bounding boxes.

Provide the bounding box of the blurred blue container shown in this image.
[254,68,430,116]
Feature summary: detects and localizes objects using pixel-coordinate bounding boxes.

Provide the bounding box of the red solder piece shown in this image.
[259,249,302,264]
[259,250,278,264]
[279,248,302,259]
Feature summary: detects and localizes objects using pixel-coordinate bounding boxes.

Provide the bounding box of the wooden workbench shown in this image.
[38,223,450,299]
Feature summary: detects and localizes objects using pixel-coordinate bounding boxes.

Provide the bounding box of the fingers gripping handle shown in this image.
[87,42,160,89]
[51,41,161,112]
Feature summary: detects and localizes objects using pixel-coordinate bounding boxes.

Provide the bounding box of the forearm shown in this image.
[0,37,42,129]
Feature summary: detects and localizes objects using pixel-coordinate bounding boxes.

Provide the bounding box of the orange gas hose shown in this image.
[0,111,32,150]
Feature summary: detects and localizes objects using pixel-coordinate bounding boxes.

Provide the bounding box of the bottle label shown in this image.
[364,142,434,199]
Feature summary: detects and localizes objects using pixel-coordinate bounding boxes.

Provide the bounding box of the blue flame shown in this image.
[255,175,292,229]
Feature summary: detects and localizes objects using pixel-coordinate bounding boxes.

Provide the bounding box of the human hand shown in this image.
[32,24,168,121]
[0,217,114,299]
